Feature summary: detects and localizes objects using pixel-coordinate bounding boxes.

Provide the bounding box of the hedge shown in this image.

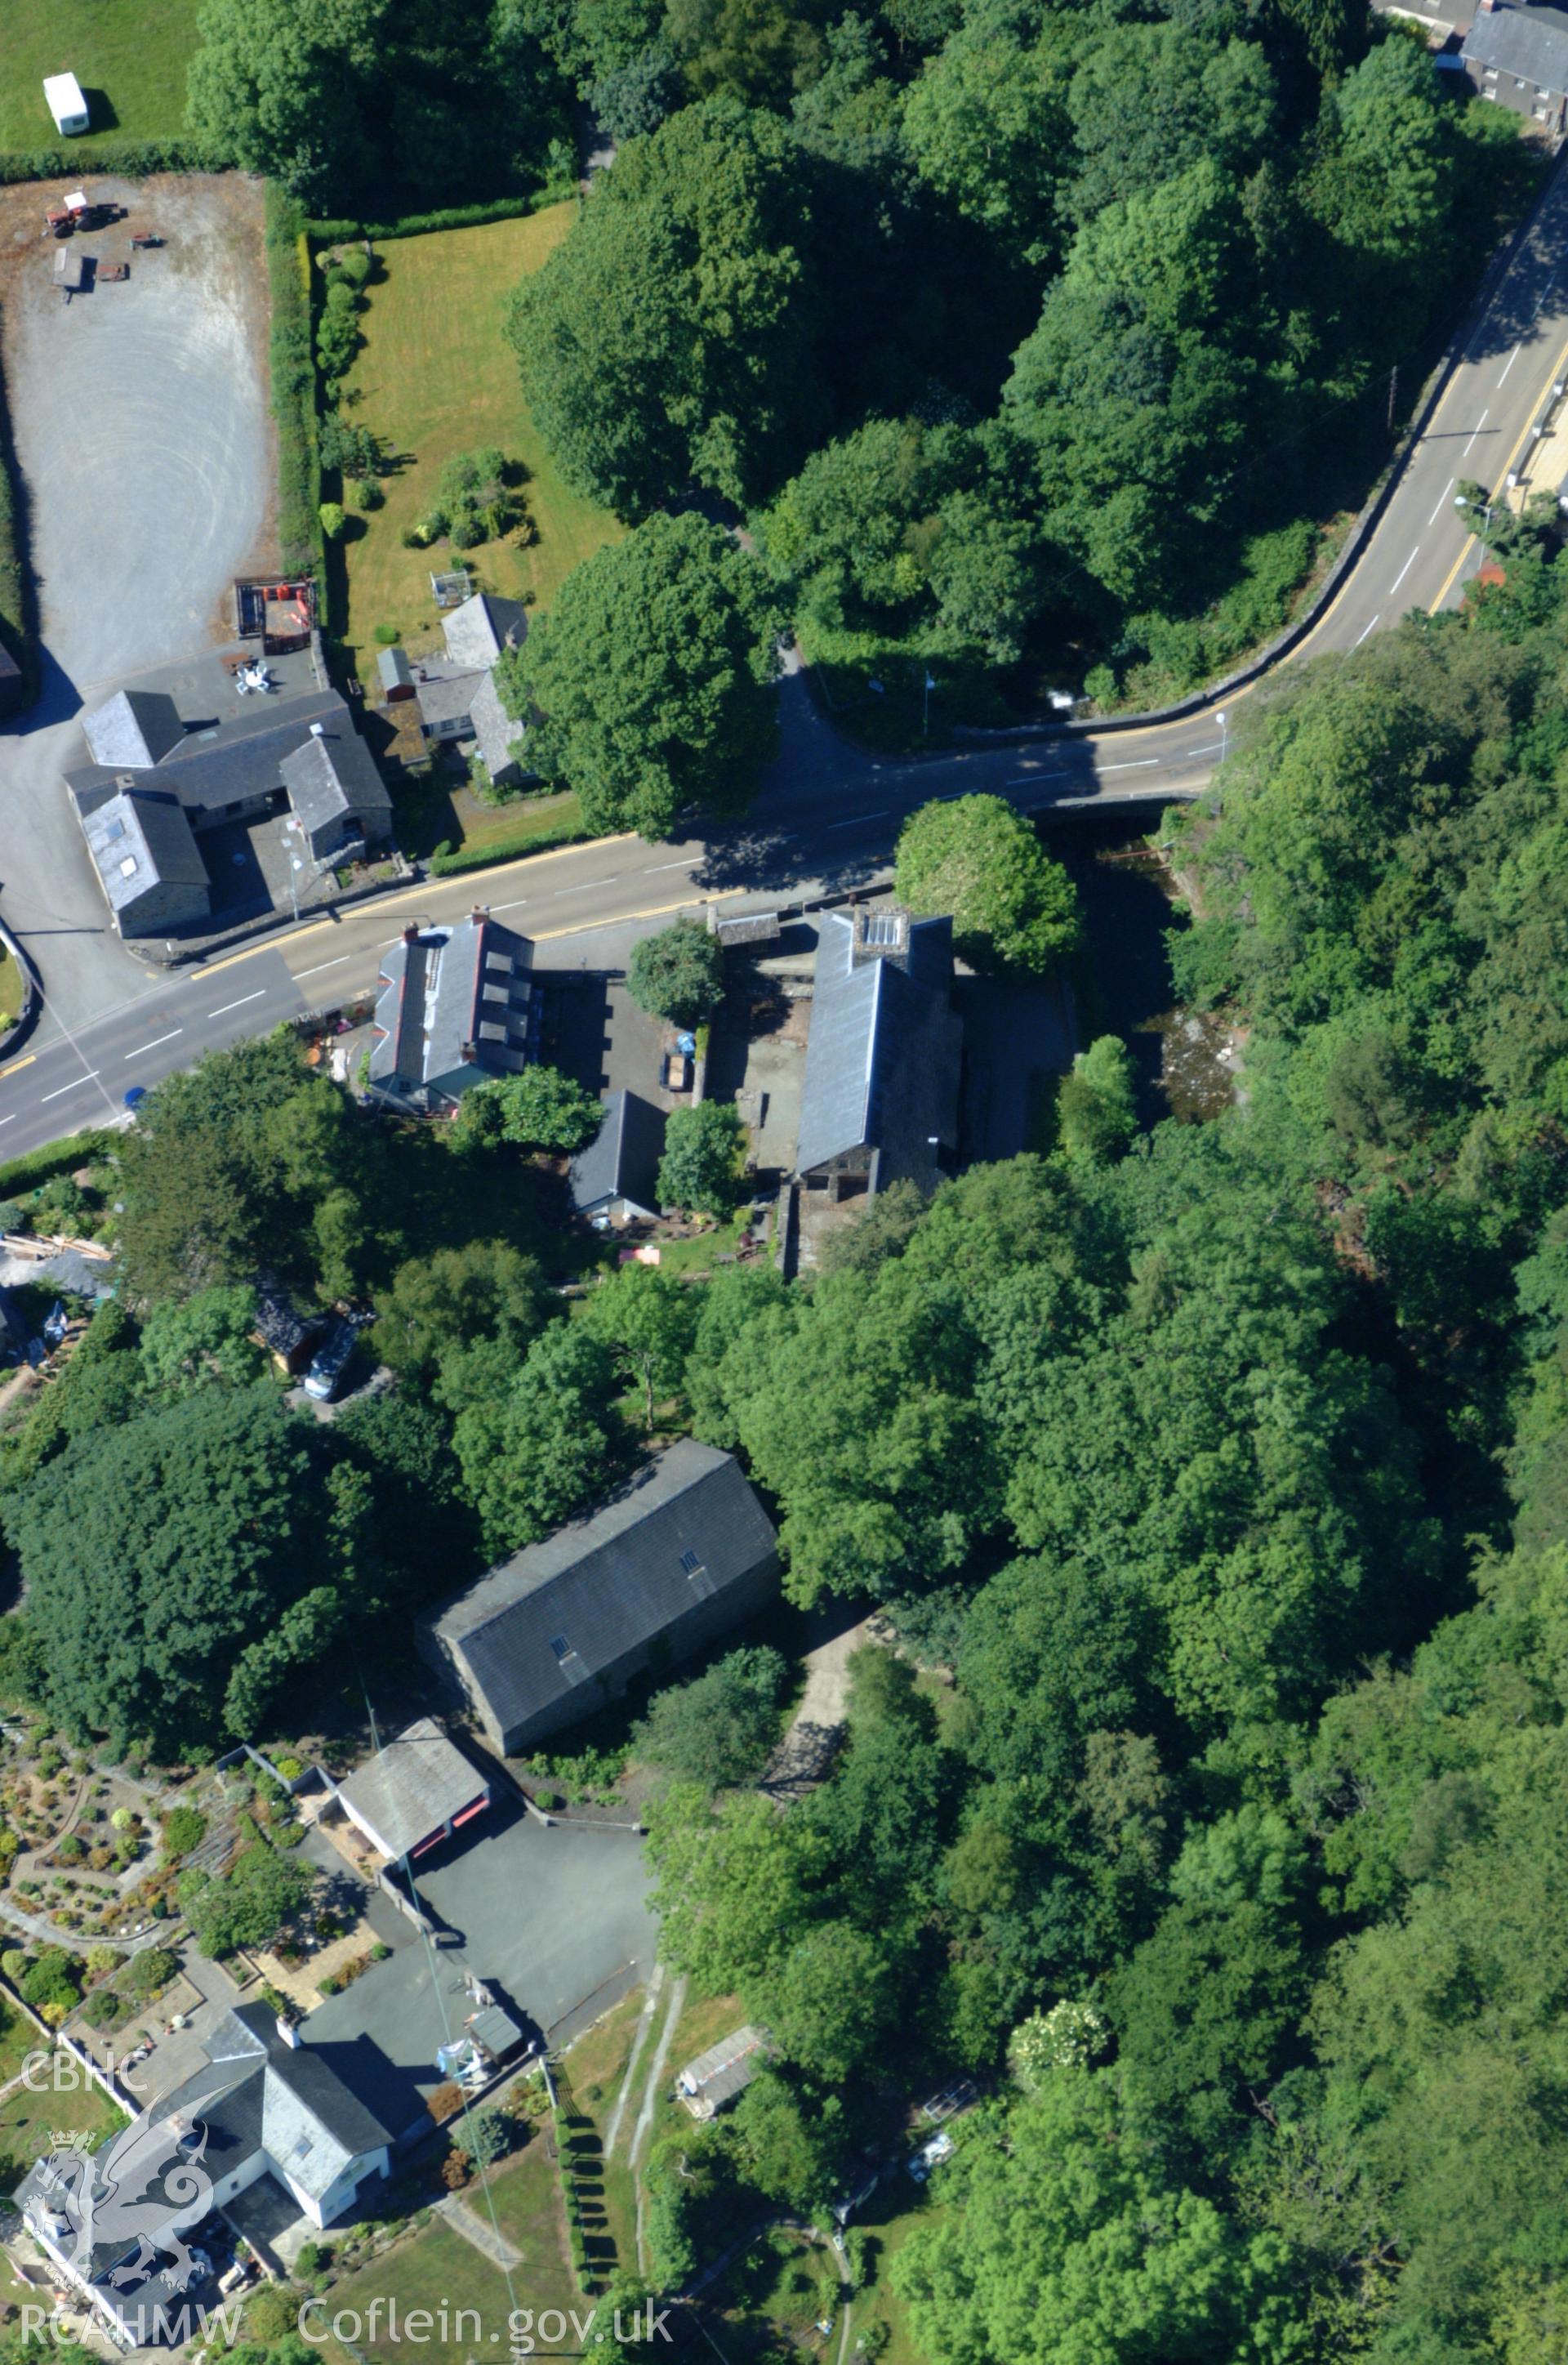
[264,184,323,579]
[0,140,225,185]
[0,1131,116,1199]
[429,817,591,877]
[306,190,568,244]
[0,373,32,708]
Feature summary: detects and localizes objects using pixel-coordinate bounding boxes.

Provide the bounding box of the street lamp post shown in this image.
[1456,490,1493,540]
[1216,709,1227,766]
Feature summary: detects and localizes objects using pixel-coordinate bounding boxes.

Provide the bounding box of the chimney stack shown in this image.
[402,924,420,946]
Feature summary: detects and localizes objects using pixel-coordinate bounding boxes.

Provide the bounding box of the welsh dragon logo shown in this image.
[33,2061,234,2301]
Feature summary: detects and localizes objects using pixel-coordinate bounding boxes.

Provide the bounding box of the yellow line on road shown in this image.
[532,891,719,943]
[0,1055,35,1080]
[1429,328,1568,613]
[194,833,644,980]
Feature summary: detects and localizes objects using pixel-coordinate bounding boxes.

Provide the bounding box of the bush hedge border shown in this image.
[0,139,226,186]
[429,816,590,877]
[0,1131,116,1199]
[264,185,324,580]
[0,342,34,711]
[305,188,573,245]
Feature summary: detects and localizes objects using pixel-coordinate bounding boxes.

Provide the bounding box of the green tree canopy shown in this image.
[658,1102,746,1216]
[10,1386,332,1755]
[504,512,783,839]
[581,1264,700,1427]
[372,1240,550,1375]
[117,1033,367,1305]
[626,919,727,1028]
[1056,1035,1139,1162]
[449,1321,626,1557]
[893,795,1081,975]
[632,1645,787,1790]
[506,98,828,515]
[449,1067,604,1156]
[893,2069,1298,2365]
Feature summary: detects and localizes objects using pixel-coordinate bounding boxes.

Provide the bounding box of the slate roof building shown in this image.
[408,663,485,742]
[1462,0,1568,118]
[334,1718,491,1863]
[468,670,529,788]
[66,689,392,937]
[441,591,528,671]
[278,722,395,862]
[796,905,963,1203]
[568,1090,667,1227]
[251,1280,327,1375]
[419,1440,780,1755]
[376,645,416,702]
[78,788,210,935]
[15,2004,393,2345]
[375,596,532,787]
[81,689,185,770]
[368,910,539,1112]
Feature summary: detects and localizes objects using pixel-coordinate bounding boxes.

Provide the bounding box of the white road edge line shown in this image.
[1354,614,1381,647]
[207,989,269,1019]
[41,1073,98,1103]
[1388,547,1420,598]
[1428,476,1455,526]
[1463,408,1490,457]
[826,811,890,829]
[124,1030,182,1060]
[294,956,351,980]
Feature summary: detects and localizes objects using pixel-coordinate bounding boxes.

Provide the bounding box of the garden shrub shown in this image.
[161,1805,206,1857]
[264,185,323,578]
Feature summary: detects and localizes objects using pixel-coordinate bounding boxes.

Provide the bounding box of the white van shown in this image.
[43,74,90,137]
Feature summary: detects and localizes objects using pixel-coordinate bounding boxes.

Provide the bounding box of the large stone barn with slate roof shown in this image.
[418,1440,780,1755]
[796,904,963,1203]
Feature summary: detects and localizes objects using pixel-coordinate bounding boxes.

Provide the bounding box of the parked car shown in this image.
[303,1318,357,1402]
[908,2130,955,2183]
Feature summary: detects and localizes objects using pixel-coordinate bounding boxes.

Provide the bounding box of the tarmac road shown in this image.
[4,159,1568,1151]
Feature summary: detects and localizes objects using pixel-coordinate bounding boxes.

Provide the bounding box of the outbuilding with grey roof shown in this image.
[335,1717,491,1863]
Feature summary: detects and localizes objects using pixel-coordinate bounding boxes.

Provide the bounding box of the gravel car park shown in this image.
[0,172,276,1029]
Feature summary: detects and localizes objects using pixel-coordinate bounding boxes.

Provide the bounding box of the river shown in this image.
[1054,810,1235,1126]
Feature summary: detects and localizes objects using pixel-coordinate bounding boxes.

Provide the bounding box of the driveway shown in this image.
[301,1795,656,2140]
[0,173,275,1031]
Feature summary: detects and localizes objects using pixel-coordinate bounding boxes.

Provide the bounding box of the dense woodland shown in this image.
[192,0,1531,750]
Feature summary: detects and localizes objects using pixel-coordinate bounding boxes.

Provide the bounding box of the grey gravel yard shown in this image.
[0,173,276,1029]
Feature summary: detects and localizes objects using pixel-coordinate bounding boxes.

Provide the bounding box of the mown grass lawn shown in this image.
[318,2217,519,2362]
[0,2055,125,2179]
[0,0,201,154]
[338,207,623,689]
